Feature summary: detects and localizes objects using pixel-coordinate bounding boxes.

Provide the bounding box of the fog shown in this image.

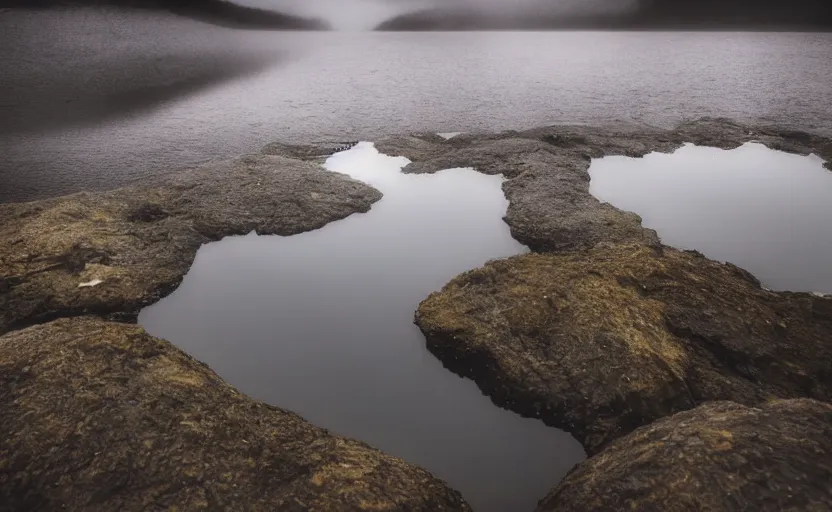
[233,0,430,29]
[236,0,639,29]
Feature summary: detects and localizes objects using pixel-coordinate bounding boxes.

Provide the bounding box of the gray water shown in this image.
[589,143,832,294]
[139,143,586,512]
[2,8,832,202]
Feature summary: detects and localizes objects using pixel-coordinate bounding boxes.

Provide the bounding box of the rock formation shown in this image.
[0,317,470,510]
[2,118,831,510]
[537,399,832,511]
[416,244,832,454]
[397,118,832,507]
[0,154,381,335]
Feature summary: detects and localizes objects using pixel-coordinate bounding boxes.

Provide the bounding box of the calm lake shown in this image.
[139,143,586,512]
[5,8,832,508]
[2,8,832,202]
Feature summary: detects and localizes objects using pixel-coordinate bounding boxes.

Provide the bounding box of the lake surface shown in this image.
[139,143,586,512]
[589,143,832,293]
[2,8,832,202]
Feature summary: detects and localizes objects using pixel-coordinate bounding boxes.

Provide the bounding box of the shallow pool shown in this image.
[589,142,832,294]
[140,143,585,511]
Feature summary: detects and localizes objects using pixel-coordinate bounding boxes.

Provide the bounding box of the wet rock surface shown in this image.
[536,399,832,512]
[0,317,470,511]
[0,153,381,335]
[416,244,832,454]
[378,118,831,252]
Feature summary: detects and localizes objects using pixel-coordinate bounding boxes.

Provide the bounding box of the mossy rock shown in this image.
[0,154,381,335]
[537,399,832,511]
[417,244,832,454]
[0,317,470,511]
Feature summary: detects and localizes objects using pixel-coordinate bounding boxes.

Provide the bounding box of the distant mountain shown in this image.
[628,0,831,30]
[376,1,831,31]
[4,0,330,29]
[375,8,500,31]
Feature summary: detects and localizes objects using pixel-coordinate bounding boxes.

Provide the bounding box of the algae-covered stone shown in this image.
[416,244,832,454]
[0,154,381,334]
[0,317,471,511]
[537,399,832,512]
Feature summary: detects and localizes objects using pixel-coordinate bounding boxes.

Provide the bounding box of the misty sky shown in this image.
[235,0,639,29]
[234,0,427,29]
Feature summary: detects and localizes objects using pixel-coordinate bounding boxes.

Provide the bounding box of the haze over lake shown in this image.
[2,8,831,202]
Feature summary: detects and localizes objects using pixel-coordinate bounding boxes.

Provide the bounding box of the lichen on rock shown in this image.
[536,399,832,511]
[416,244,832,454]
[0,317,471,511]
[2,118,831,510]
[0,153,382,335]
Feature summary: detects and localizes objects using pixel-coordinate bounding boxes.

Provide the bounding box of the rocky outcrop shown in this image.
[377,119,831,252]
[373,134,450,163]
[2,118,831,510]
[416,244,832,454]
[0,153,381,335]
[537,399,832,511]
[261,141,361,162]
[377,135,661,252]
[0,317,470,511]
[403,118,832,507]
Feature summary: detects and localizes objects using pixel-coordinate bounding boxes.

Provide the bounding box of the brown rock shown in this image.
[0,317,471,511]
[537,399,832,512]
[374,133,450,162]
[373,119,830,252]
[0,154,381,334]
[416,244,832,454]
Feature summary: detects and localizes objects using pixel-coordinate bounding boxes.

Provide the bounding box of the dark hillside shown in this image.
[2,0,330,29]
[377,0,831,31]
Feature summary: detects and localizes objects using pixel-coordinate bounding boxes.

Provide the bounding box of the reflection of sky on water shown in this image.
[590,143,832,293]
[140,143,585,512]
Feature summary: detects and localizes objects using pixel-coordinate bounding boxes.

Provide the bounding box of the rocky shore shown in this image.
[377,118,831,252]
[0,153,475,510]
[416,244,832,453]
[0,154,381,334]
[537,399,832,511]
[2,118,831,510]
[399,118,832,509]
[0,318,469,510]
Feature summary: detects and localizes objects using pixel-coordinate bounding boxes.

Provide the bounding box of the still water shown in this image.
[589,143,832,293]
[2,9,832,202]
[139,143,586,512]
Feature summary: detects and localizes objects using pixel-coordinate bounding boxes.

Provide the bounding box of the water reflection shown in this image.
[589,142,832,293]
[140,143,585,512]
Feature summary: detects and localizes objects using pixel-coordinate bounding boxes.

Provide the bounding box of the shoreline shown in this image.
[2,117,831,510]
